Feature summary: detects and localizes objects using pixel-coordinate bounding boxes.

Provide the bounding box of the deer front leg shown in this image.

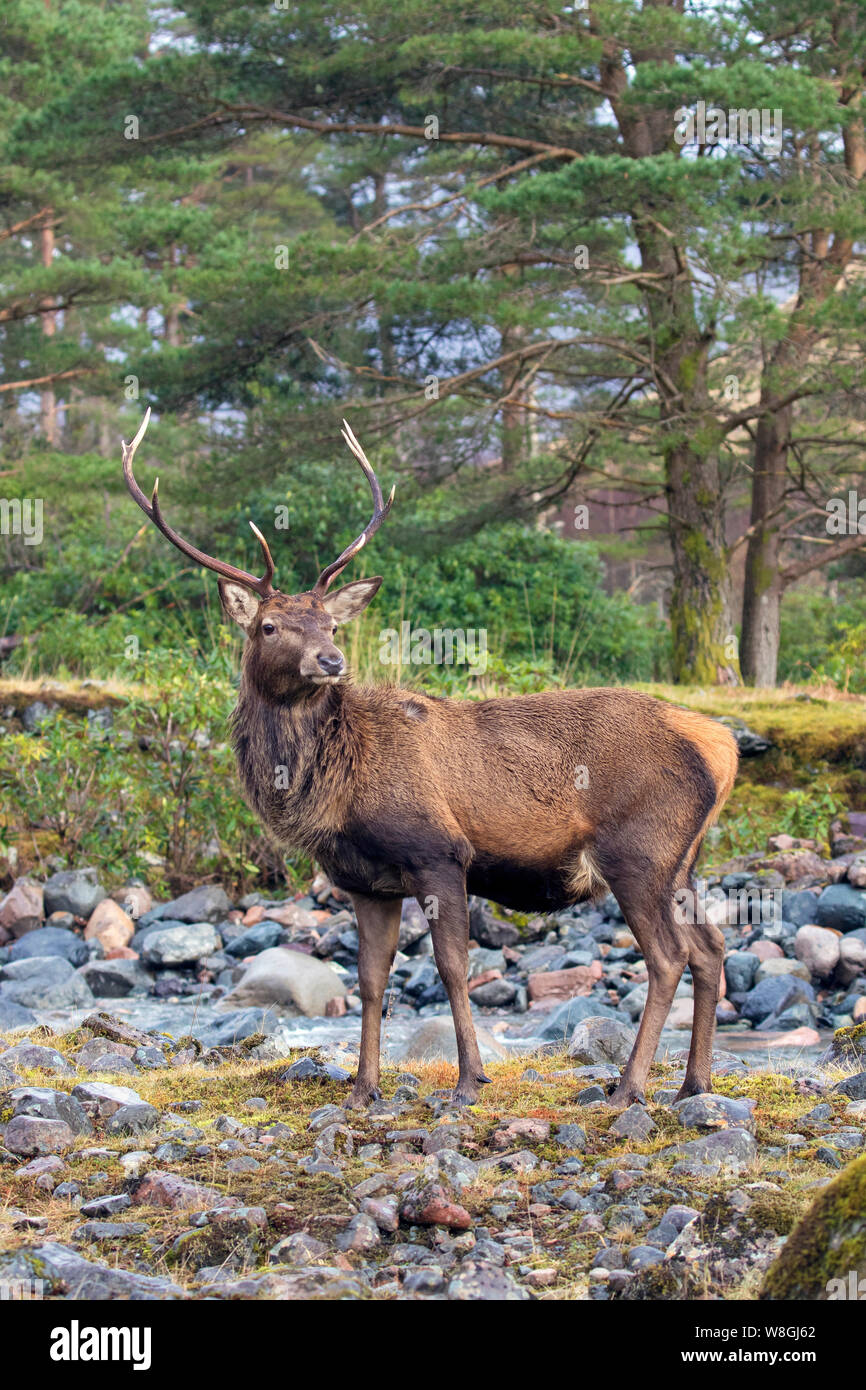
[417,874,491,1106]
[345,892,402,1109]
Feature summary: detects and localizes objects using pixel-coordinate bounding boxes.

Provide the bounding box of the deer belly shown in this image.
[466,856,580,913]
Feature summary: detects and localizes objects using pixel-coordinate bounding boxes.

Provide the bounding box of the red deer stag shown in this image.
[122,410,737,1109]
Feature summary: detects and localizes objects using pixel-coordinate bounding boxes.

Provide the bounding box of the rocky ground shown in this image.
[1,833,866,1301]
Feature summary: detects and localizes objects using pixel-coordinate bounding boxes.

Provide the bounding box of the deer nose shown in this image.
[317,652,344,676]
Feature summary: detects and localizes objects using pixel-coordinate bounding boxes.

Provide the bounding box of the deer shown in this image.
[122,409,738,1110]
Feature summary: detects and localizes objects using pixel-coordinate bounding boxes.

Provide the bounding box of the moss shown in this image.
[761,1155,866,1300]
[746,1189,805,1237]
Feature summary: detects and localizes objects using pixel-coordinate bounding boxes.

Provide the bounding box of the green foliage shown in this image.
[779,585,866,692]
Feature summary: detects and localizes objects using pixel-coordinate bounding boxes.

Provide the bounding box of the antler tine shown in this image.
[121,409,276,597]
[314,422,395,593]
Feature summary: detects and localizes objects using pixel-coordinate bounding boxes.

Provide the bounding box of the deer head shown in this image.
[121,409,394,696]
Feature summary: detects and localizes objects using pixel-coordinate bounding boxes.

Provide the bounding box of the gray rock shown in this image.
[141,923,221,966]
[161,885,231,924]
[835,1072,866,1101]
[5,1116,75,1155]
[724,950,759,995]
[794,925,841,978]
[0,1043,74,1075]
[78,1193,132,1218]
[447,1261,531,1301]
[396,1015,506,1065]
[781,889,822,928]
[73,1221,149,1242]
[0,954,94,1009]
[222,946,346,1015]
[0,997,36,1030]
[21,701,58,732]
[78,959,151,997]
[815,884,866,934]
[740,974,814,1024]
[8,927,88,967]
[554,1124,587,1150]
[42,869,106,920]
[71,1081,144,1117]
[627,1245,666,1270]
[568,1016,637,1066]
[470,978,517,1007]
[610,1104,656,1140]
[535,996,618,1042]
[192,1008,279,1047]
[106,1103,160,1135]
[224,922,285,957]
[672,1127,757,1172]
[10,1087,93,1136]
[0,1241,185,1299]
[672,1092,757,1134]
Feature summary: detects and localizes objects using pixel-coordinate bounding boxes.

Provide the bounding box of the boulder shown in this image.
[159,885,231,923]
[0,879,44,939]
[761,1154,866,1300]
[0,955,94,1009]
[754,957,811,984]
[141,923,220,966]
[815,884,866,934]
[10,1086,93,1136]
[42,868,106,920]
[396,1014,506,1064]
[224,946,346,1016]
[568,1016,637,1066]
[78,958,151,997]
[837,935,866,987]
[794,925,841,979]
[8,926,88,968]
[84,899,134,953]
[536,996,618,1042]
[0,1042,74,1075]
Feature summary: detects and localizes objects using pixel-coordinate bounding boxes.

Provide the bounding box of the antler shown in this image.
[121,408,276,597]
[313,421,395,593]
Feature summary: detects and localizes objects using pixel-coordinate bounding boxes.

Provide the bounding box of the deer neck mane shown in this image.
[229,674,367,853]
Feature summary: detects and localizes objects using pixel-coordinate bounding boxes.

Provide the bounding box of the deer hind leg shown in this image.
[676,883,724,1100]
[345,892,402,1109]
[601,864,690,1110]
[416,871,491,1106]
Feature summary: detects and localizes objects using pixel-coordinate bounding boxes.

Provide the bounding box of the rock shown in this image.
[815,885,866,934]
[71,1081,144,1118]
[193,1007,279,1047]
[835,1072,866,1101]
[568,1016,637,1066]
[84,899,134,953]
[0,879,44,938]
[43,869,106,920]
[627,1245,666,1270]
[554,1124,588,1150]
[716,717,771,756]
[666,998,695,1029]
[336,1212,380,1252]
[360,1196,399,1232]
[0,955,94,1009]
[132,1171,238,1211]
[111,882,152,921]
[491,1118,551,1150]
[467,901,521,949]
[0,997,36,1030]
[527,963,602,1003]
[470,978,518,1007]
[754,958,811,985]
[748,939,784,963]
[399,899,432,949]
[837,935,866,986]
[141,923,220,966]
[819,1023,866,1068]
[223,946,346,1016]
[794,925,841,979]
[0,1241,184,1299]
[160,885,231,924]
[106,1103,160,1134]
[78,958,151,997]
[0,1043,74,1075]
[781,889,822,927]
[10,1086,93,1136]
[5,1116,75,1155]
[610,1104,656,1140]
[535,996,618,1042]
[224,921,285,957]
[396,1015,506,1064]
[761,1154,866,1300]
[447,1261,531,1301]
[740,975,814,1025]
[79,1013,155,1048]
[74,1220,149,1242]
[672,1128,757,1173]
[7,926,88,967]
[78,1193,132,1219]
[672,1093,757,1134]
[400,1181,472,1229]
[724,950,759,994]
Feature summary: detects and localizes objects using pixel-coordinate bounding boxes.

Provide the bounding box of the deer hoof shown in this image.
[345,1083,380,1109]
[607,1085,647,1111]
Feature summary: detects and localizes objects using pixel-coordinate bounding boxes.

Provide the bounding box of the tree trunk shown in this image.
[40,219,58,445]
[740,407,789,685]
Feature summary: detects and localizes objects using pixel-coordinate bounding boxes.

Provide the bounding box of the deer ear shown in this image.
[321,576,383,624]
[218,579,261,632]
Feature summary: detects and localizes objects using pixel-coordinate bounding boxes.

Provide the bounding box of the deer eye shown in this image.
[261,622,276,635]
